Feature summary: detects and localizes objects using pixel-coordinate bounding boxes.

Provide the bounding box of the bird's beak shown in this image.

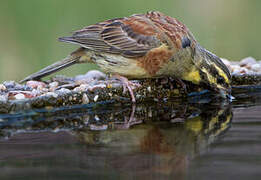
[219,88,234,100]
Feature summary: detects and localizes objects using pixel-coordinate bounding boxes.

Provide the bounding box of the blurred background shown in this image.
[0,0,260,82]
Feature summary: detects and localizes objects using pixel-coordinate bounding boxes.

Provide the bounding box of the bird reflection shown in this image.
[74,102,232,178]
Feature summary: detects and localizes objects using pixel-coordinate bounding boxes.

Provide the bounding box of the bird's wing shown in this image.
[59,14,164,58]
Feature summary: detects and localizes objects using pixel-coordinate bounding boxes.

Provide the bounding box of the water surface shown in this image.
[0,87,260,180]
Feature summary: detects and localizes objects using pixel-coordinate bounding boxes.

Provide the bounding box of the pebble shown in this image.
[57,88,71,94]
[73,84,89,92]
[26,80,46,89]
[239,57,257,67]
[14,93,25,100]
[0,95,7,101]
[89,124,108,131]
[49,81,59,91]
[75,70,106,81]
[222,57,261,75]
[0,84,6,91]
[82,93,89,104]
[93,95,99,102]
[45,92,58,98]
[3,81,15,89]
[251,64,261,72]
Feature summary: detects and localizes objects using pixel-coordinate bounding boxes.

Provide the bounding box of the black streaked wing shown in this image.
[59,17,161,58]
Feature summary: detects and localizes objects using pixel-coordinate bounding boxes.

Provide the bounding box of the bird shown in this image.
[21,11,231,102]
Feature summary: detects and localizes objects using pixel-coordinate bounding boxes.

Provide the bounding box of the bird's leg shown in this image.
[112,74,140,103]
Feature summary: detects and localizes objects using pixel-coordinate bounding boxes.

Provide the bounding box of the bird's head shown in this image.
[193,45,232,97]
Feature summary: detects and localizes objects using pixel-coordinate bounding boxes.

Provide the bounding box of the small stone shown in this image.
[89,124,108,131]
[49,81,59,91]
[232,68,240,75]
[75,70,106,81]
[45,92,58,98]
[57,88,71,94]
[93,95,99,102]
[40,88,49,93]
[31,89,41,96]
[239,67,248,74]
[14,93,25,100]
[88,84,106,91]
[239,57,256,67]
[78,84,89,92]
[3,81,15,89]
[231,64,241,74]
[147,86,152,92]
[26,81,46,89]
[94,115,100,121]
[251,64,261,72]
[0,84,6,91]
[0,95,7,101]
[82,93,89,104]
[73,87,81,92]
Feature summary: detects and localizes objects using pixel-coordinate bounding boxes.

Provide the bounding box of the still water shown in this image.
[0,86,260,180]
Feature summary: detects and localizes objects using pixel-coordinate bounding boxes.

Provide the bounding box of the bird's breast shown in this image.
[93,53,150,78]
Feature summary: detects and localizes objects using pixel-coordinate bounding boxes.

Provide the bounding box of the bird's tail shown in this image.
[20,48,86,83]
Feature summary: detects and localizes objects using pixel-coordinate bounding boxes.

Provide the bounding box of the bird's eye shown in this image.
[181,37,191,48]
[217,76,225,84]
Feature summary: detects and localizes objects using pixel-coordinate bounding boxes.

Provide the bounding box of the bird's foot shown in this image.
[112,74,140,103]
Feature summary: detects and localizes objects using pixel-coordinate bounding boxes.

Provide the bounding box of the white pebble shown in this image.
[251,64,261,72]
[57,88,71,94]
[239,67,248,74]
[0,84,6,91]
[79,84,89,91]
[49,81,59,91]
[73,87,81,92]
[232,68,240,75]
[14,93,25,100]
[239,57,256,66]
[75,70,106,81]
[89,124,108,131]
[231,64,240,73]
[0,95,7,101]
[45,92,58,98]
[82,93,89,104]
[49,81,59,88]
[31,89,41,96]
[26,80,46,89]
[93,95,99,102]
[94,115,100,121]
